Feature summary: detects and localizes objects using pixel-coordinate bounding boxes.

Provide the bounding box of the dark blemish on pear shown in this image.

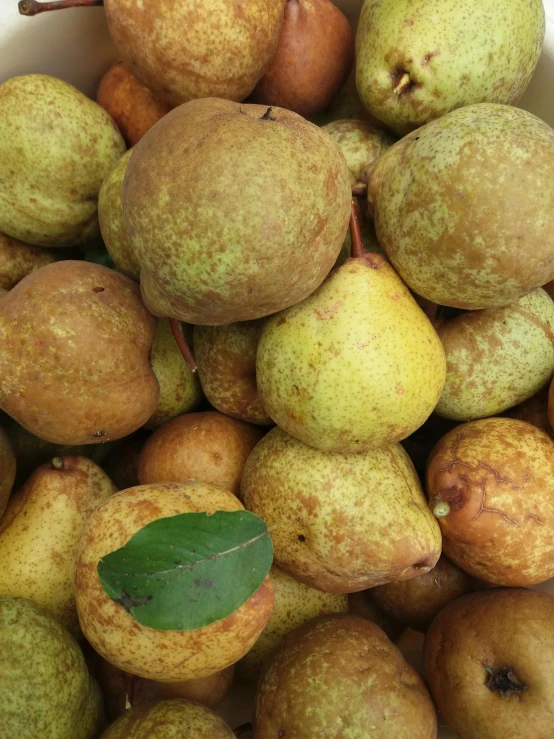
[93,287,104,293]
[261,107,277,121]
[93,430,107,438]
[298,535,306,542]
[113,589,153,613]
[483,664,528,698]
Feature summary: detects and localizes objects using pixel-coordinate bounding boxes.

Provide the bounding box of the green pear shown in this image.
[367,104,554,309]
[101,699,234,738]
[322,119,396,184]
[257,253,446,452]
[122,98,352,324]
[356,0,545,135]
[0,75,126,247]
[0,231,57,289]
[0,456,116,633]
[241,427,441,593]
[436,288,554,421]
[0,596,104,738]
[194,320,272,425]
[0,424,16,518]
[310,68,373,126]
[145,319,204,430]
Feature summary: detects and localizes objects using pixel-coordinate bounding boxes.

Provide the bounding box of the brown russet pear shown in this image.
[427,417,554,586]
[0,261,159,445]
[0,231,57,290]
[0,456,116,634]
[252,0,354,118]
[97,62,171,146]
[75,483,274,681]
[0,424,16,519]
[122,98,351,325]
[254,614,437,738]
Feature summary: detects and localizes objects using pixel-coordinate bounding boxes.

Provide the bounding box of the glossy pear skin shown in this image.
[257,255,446,452]
[242,428,441,593]
[0,456,116,634]
[436,289,554,421]
[0,596,104,739]
[0,261,159,445]
[356,0,544,135]
[0,75,125,247]
[367,104,554,309]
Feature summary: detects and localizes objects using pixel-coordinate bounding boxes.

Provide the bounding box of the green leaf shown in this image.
[97,510,273,631]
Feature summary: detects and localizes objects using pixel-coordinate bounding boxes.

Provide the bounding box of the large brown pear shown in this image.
[0,261,159,445]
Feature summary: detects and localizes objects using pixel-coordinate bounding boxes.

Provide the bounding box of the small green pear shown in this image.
[0,424,16,518]
[0,596,104,738]
[436,288,554,421]
[0,75,126,247]
[0,231,57,289]
[257,253,446,452]
[322,119,396,184]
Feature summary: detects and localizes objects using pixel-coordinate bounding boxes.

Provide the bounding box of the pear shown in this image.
[347,592,405,643]
[423,588,554,738]
[435,288,554,421]
[98,149,140,280]
[0,596,104,738]
[75,483,274,681]
[138,411,263,498]
[241,427,441,592]
[254,614,437,739]
[322,119,396,184]
[101,699,234,738]
[101,432,149,491]
[257,253,446,452]
[194,320,272,425]
[356,0,545,135]
[252,0,354,118]
[505,383,552,437]
[0,456,116,633]
[96,62,171,146]
[0,424,16,518]
[0,261,159,445]
[0,231,57,289]
[0,75,125,247]
[427,417,554,586]
[239,565,348,679]
[122,98,352,325]
[145,320,204,430]
[367,104,554,309]
[104,0,285,107]
[310,68,376,126]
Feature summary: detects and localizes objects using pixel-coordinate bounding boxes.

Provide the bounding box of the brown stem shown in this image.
[169,318,197,373]
[234,723,253,738]
[349,200,364,259]
[18,0,103,15]
[351,182,368,198]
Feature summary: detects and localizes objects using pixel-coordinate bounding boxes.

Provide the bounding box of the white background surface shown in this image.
[0,1,553,737]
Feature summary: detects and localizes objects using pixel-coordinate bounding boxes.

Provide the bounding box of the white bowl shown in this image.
[0,2,553,737]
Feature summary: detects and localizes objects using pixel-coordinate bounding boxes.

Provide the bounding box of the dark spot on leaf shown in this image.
[113,589,153,614]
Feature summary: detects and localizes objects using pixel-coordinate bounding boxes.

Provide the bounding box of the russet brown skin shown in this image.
[252,0,354,118]
[138,411,263,498]
[369,555,475,632]
[427,417,554,586]
[96,63,172,147]
[423,588,554,739]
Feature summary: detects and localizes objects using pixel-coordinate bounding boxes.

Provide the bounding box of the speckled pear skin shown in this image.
[0,425,15,519]
[194,320,272,425]
[356,0,545,135]
[436,289,554,421]
[310,68,375,126]
[0,456,116,635]
[0,596,104,739]
[98,149,140,280]
[122,98,352,325]
[144,320,203,430]
[75,482,274,682]
[104,0,285,107]
[0,261,159,445]
[0,75,126,247]
[0,231,57,290]
[322,119,396,183]
[427,418,554,586]
[239,565,348,679]
[254,614,438,739]
[101,699,234,739]
[367,104,554,309]
[257,254,446,452]
[241,428,441,593]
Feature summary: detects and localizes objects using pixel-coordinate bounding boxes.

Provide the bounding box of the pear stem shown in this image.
[351,182,368,198]
[349,200,364,259]
[234,723,253,738]
[431,500,451,518]
[393,72,412,95]
[18,0,103,15]
[169,318,198,373]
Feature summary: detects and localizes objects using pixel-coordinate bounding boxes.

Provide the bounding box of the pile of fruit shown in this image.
[2,0,554,737]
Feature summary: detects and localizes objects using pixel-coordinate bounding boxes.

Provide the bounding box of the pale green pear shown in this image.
[310,69,371,126]
[98,149,140,280]
[0,596,104,738]
[436,289,554,421]
[0,75,126,247]
[356,0,545,135]
[322,119,396,184]
[145,319,204,430]
[257,254,446,452]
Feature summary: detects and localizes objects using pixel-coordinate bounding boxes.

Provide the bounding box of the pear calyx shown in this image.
[483,664,528,698]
